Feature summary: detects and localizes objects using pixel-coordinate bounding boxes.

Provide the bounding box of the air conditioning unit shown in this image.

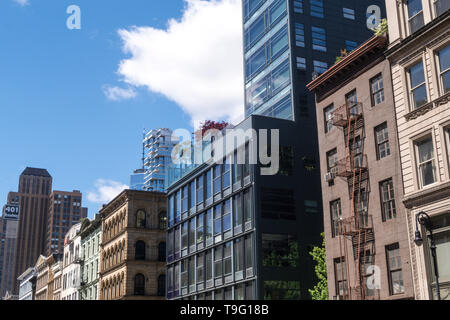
[324,171,335,182]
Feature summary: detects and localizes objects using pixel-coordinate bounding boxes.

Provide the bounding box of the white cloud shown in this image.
[87,179,129,204]
[103,85,137,101]
[116,0,244,126]
[14,0,29,6]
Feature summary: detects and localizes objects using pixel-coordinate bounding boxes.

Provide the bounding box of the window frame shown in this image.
[379,178,397,222]
[407,60,428,110]
[385,243,405,295]
[370,73,385,106]
[436,44,450,96]
[375,122,391,160]
[414,135,437,189]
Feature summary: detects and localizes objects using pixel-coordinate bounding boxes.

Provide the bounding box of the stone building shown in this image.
[99,190,166,300]
[35,253,60,300]
[61,222,82,300]
[308,34,415,300]
[17,267,36,300]
[385,0,449,300]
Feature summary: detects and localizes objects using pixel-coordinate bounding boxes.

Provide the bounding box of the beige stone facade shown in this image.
[99,190,167,300]
[386,1,449,300]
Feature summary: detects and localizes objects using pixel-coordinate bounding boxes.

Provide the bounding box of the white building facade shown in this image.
[61,222,82,300]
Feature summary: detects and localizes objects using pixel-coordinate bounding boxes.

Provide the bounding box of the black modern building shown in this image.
[165,0,386,300]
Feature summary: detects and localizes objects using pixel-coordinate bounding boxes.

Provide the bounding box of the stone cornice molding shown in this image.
[403,180,450,209]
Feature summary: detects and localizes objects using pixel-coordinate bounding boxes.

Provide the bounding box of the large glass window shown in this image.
[214,204,222,236]
[189,181,195,209]
[343,7,355,20]
[233,150,243,184]
[243,0,266,22]
[181,186,188,212]
[407,0,424,34]
[246,46,266,81]
[197,253,204,284]
[262,234,299,267]
[169,195,174,226]
[245,14,265,50]
[270,26,289,60]
[312,26,326,52]
[224,242,232,276]
[234,238,244,274]
[233,193,243,229]
[313,60,328,74]
[223,199,231,232]
[181,222,188,250]
[244,189,252,223]
[330,199,342,238]
[408,61,428,109]
[416,137,437,187]
[206,169,212,200]
[345,40,357,52]
[386,243,405,295]
[223,157,231,189]
[176,190,181,222]
[296,57,306,70]
[310,0,324,18]
[189,257,195,288]
[269,0,287,26]
[206,209,213,243]
[196,175,204,204]
[189,217,196,248]
[380,179,396,221]
[245,235,253,273]
[295,23,304,47]
[197,213,204,244]
[271,59,290,95]
[293,0,303,13]
[214,247,223,278]
[206,250,213,281]
[175,226,181,255]
[438,45,450,94]
[213,165,222,195]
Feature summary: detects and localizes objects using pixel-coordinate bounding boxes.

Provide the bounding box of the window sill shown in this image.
[404,91,450,121]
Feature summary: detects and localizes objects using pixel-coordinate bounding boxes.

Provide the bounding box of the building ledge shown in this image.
[403,180,450,209]
[404,92,450,121]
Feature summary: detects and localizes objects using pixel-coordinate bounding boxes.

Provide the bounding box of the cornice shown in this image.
[403,181,450,208]
[404,92,450,121]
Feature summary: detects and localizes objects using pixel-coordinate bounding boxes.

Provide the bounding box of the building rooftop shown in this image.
[21,167,51,178]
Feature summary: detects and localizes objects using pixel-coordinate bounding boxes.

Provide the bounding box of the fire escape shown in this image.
[330,100,378,300]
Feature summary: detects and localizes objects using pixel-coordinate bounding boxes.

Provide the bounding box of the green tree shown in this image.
[308,232,329,300]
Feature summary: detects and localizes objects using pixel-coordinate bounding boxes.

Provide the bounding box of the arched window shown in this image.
[158,242,166,262]
[134,274,145,295]
[159,211,167,230]
[136,210,146,228]
[157,275,166,297]
[135,241,146,260]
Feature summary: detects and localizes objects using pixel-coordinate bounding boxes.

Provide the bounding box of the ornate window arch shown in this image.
[159,211,167,230]
[135,240,146,260]
[136,209,146,228]
[134,274,145,295]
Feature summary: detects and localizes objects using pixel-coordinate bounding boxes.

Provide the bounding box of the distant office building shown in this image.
[12,167,52,295]
[79,214,101,300]
[99,190,166,300]
[46,190,87,256]
[143,128,178,192]
[18,267,36,300]
[385,1,449,300]
[130,168,146,191]
[61,222,82,300]
[308,35,414,300]
[0,192,19,298]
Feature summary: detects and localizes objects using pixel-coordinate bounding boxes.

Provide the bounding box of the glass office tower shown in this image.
[166,0,385,300]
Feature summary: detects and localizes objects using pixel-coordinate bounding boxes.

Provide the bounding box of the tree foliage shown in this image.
[308,232,329,300]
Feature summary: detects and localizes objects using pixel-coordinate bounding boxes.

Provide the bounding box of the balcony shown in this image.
[338,214,373,237]
[333,155,367,177]
[330,102,363,127]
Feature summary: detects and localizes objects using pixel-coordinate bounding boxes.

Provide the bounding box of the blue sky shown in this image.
[0,0,244,217]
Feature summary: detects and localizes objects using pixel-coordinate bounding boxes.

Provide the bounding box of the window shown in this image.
[271,59,291,95]
[243,0,265,21]
[214,247,223,278]
[157,275,165,297]
[134,274,145,295]
[175,191,181,222]
[234,238,244,274]
[197,253,204,284]
[262,234,299,267]
[136,210,146,228]
[244,14,265,50]
[313,60,328,74]
[386,243,405,295]
[407,0,424,34]
[296,57,306,70]
[326,148,338,173]
[343,7,355,20]
[295,23,305,47]
[206,169,212,199]
[181,260,188,288]
[380,179,396,221]
[181,222,188,250]
[355,188,368,227]
[370,73,384,106]
[261,188,295,220]
[334,258,348,297]
[189,181,195,209]
[214,204,222,236]
[213,164,221,194]
[312,26,326,52]
[244,189,252,224]
[189,257,195,288]
[346,89,359,115]
[416,136,437,187]
[330,199,342,238]
[175,226,181,254]
[233,193,243,228]
[181,186,188,212]
[159,211,167,230]
[437,45,450,94]
[196,213,204,244]
[189,217,196,248]
[196,175,204,204]
[158,242,166,262]
[345,40,357,52]
[206,250,213,282]
[324,104,334,133]
[206,209,213,243]
[233,150,243,184]
[223,200,231,232]
[224,242,232,276]
[293,0,303,13]
[310,0,324,18]
[434,0,450,17]
[408,61,428,109]
[269,0,287,26]
[375,122,390,160]
[135,241,146,260]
